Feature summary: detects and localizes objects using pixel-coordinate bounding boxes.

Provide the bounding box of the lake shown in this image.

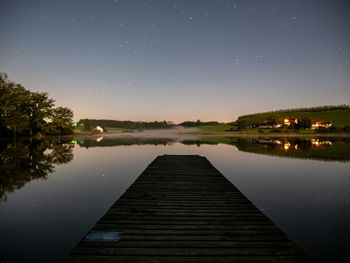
[0,135,349,262]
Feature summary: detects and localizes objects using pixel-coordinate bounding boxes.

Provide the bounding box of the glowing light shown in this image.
[283,142,291,150]
[284,118,290,126]
[311,139,319,145]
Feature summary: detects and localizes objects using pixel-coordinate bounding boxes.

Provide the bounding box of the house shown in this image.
[312,120,324,129]
[283,118,291,126]
[251,117,299,129]
[283,118,298,127]
[258,121,274,129]
[251,121,282,129]
[311,120,332,129]
[325,121,332,128]
[250,122,259,128]
[94,126,104,133]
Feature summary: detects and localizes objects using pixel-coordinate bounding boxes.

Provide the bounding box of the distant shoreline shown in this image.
[71,129,350,138]
[188,132,350,137]
[2,129,350,140]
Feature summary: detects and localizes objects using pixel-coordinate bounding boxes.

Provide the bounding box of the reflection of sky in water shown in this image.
[0,142,349,262]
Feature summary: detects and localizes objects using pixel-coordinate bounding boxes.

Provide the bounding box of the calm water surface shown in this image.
[0,136,349,262]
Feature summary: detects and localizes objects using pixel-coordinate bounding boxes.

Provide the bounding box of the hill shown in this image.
[236,105,350,128]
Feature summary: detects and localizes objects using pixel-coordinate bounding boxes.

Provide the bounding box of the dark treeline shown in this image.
[179,120,219,127]
[0,73,74,137]
[79,119,221,130]
[79,119,175,131]
[239,104,350,119]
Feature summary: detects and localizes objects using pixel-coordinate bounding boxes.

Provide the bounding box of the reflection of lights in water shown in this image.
[311,139,332,147]
[294,144,298,150]
[275,140,282,145]
[284,142,291,150]
[96,137,103,142]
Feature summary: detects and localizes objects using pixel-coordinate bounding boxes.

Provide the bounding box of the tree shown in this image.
[267,116,277,125]
[82,119,92,131]
[0,72,74,136]
[50,107,74,135]
[26,92,55,136]
[0,74,31,136]
[300,117,311,129]
[237,119,249,130]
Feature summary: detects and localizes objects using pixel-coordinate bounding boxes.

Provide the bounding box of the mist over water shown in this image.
[102,127,200,139]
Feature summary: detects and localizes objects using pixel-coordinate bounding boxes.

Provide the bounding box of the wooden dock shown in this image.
[63,155,310,262]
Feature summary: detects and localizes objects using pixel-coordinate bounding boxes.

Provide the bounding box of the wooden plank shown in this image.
[69,247,305,256]
[67,229,285,235]
[97,220,280,226]
[77,240,296,248]
[63,255,310,263]
[88,234,290,242]
[93,224,281,230]
[63,155,310,262]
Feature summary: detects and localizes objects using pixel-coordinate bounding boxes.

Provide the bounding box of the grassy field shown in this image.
[198,123,235,132]
[196,107,350,134]
[198,124,320,134]
[104,127,135,133]
[73,126,84,134]
[237,108,350,128]
[73,126,135,134]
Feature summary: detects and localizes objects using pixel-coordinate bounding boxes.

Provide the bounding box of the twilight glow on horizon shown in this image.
[0,0,349,122]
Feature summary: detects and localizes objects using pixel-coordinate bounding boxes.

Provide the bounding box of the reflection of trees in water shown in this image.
[74,137,350,162]
[0,138,73,201]
[77,137,176,148]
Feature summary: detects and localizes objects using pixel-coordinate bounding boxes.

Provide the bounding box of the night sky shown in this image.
[0,0,349,122]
